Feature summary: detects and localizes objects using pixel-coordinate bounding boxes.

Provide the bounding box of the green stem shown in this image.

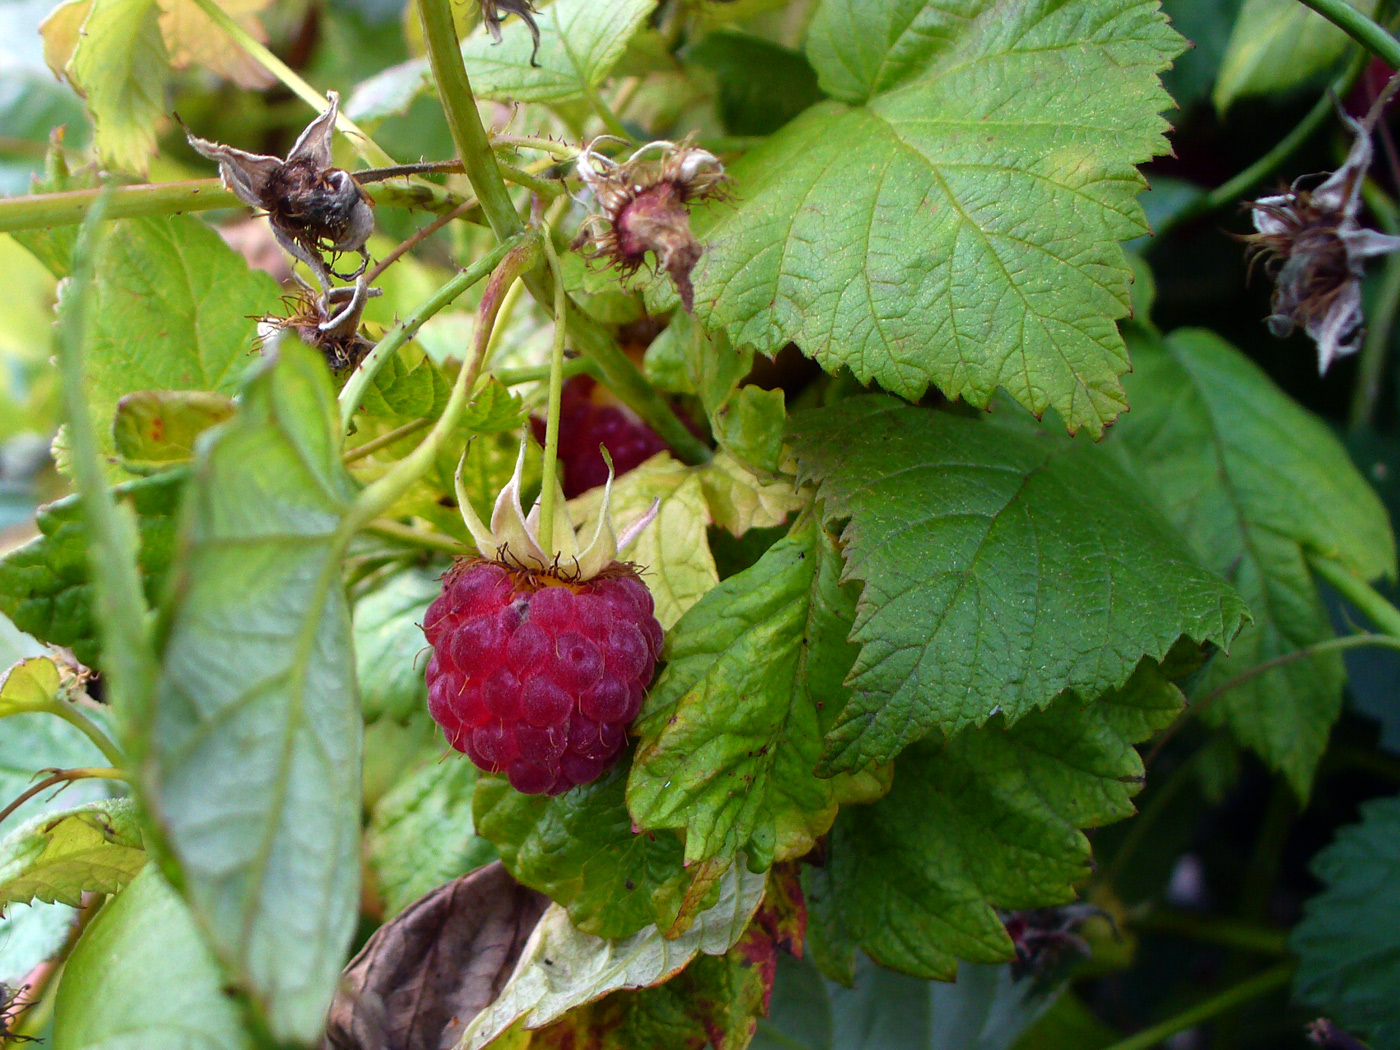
[338,233,523,430]
[1097,963,1295,1050]
[536,230,569,549]
[584,82,634,141]
[343,231,542,530]
[39,700,125,769]
[1153,50,1368,241]
[55,192,156,752]
[0,767,127,828]
[494,356,597,387]
[185,0,394,167]
[0,178,467,235]
[415,0,711,465]
[363,519,467,554]
[492,135,580,159]
[1310,555,1400,635]
[1134,911,1290,956]
[1350,240,1400,427]
[1296,0,1400,67]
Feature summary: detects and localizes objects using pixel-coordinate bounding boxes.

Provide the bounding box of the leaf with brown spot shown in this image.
[324,862,548,1050]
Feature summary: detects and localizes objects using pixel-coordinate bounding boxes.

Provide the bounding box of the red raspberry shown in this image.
[423,559,663,795]
[530,376,667,498]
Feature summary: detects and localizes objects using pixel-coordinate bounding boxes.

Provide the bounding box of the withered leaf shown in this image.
[323,861,548,1050]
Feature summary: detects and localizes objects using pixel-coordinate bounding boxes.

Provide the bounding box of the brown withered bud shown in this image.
[575,136,729,312]
[1241,75,1400,373]
[480,0,541,68]
[262,276,379,377]
[186,92,374,292]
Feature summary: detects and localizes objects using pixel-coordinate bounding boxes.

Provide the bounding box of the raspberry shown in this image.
[424,559,662,795]
[530,376,667,497]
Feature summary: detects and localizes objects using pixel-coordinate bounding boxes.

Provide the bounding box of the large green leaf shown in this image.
[458,859,768,1050]
[628,526,890,868]
[52,865,253,1050]
[1214,0,1374,111]
[0,471,184,668]
[354,567,439,723]
[55,214,278,463]
[787,396,1247,772]
[367,758,497,919]
[459,0,656,103]
[475,761,705,940]
[43,0,169,174]
[149,344,362,1044]
[1110,328,1396,797]
[829,663,1181,980]
[674,0,1182,437]
[1291,793,1400,1050]
[0,798,144,908]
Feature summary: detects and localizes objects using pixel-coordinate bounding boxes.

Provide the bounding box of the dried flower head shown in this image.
[575,136,729,311]
[456,441,658,583]
[261,276,379,377]
[480,0,541,67]
[186,92,374,292]
[1242,77,1400,373]
[1001,903,1108,981]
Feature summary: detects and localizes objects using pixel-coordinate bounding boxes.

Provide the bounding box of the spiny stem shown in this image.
[492,135,580,159]
[343,230,542,530]
[1310,554,1400,635]
[185,0,395,167]
[1096,963,1293,1050]
[1152,49,1368,242]
[55,191,156,752]
[1296,0,1400,68]
[0,768,127,828]
[339,233,523,430]
[536,228,570,550]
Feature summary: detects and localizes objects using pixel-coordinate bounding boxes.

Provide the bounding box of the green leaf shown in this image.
[458,859,768,1050]
[829,662,1182,980]
[459,0,657,103]
[361,352,453,422]
[474,761,701,940]
[354,567,439,723]
[628,526,891,867]
[788,396,1247,772]
[684,30,825,137]
[112,390,236,473]
[1110,328,1397,797]
[367,758,497,919]
[569,453,720,631]
[675,0,1183,437]
[149,343,362,1044]
[0,471,184,668]
[0,656,61,717]
[58,215,277,465]
[1291,793,1400,1050]
[0,798,144,908]
[713,385,787,473]
[1214,0,1374,112]
[52,865,253,1050]
[699,452,805,539]
[45,0,169,175]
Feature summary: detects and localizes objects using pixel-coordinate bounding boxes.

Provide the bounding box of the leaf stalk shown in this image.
[1096,963,1294,1050]
[1295,0,1400,68]
[1309,555,1400,636]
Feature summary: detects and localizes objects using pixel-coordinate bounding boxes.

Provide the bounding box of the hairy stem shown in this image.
[338,233,524,430]
[343,231,543,530]
[185,0,394,167]
[55,194,157,751]
[1296,0,1400,68]
[1096,963,1294,1050]
[0,768,127,828]
[415,0,711,464]
[1310,554,1400,635]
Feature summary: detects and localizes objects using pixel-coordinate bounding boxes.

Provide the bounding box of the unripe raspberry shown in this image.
[423,441,663,794]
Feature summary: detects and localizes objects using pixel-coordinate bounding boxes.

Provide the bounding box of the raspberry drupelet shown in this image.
[423,445,662,795]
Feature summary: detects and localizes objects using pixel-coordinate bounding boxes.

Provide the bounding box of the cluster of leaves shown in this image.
[0,0,1398,1049]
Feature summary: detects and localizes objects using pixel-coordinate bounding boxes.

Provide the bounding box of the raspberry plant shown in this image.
[0,0,1398,1048]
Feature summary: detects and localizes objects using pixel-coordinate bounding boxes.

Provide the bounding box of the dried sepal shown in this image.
[574,136,729,311]
[455,440,658,580]
[1242,76,1400,372]
[480,0,541,67]
[260,275,379,376]
[186,91,374,292]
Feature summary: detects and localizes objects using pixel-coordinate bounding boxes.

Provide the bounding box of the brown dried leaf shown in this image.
[324,861,548,1050]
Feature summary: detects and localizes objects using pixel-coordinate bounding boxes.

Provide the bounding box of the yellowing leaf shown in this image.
[700,452,803,538]
[0,799,145,908]
[0,657,62,718]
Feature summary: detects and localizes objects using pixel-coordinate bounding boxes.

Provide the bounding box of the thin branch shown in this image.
[366,196,480,282]
[1096,963,1294,1050]
[364,520,468,554]
[0,768,126,828]
[343,417,432,463]
[1296,0,1400,69]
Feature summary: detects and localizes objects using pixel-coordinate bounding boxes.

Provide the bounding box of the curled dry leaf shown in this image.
[323,861,548,1050]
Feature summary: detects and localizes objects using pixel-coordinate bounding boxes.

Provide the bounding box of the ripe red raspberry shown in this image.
[423,560,663,795]
[530,376,667,497]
